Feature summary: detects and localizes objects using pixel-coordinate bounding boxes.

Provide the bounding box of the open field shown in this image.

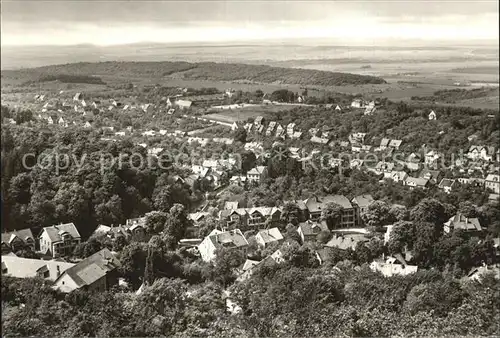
[204,104,291,123]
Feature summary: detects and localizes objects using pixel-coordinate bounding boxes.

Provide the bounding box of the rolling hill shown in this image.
[1,61,387,87]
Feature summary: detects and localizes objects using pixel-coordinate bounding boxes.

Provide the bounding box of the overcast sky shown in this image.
[1,0,498,46]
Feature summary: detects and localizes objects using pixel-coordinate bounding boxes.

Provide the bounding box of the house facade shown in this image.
[39,223,81,258]
[485,174,500,194]
[198,229,248,262]
[1,228,35,253]
[53,248,120,293]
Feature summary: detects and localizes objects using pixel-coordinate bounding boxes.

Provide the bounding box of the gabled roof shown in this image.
[405,177,429,187]
[380,138,390,147]
[256,228,284,244]
[54,248,120,291]
[1,228,34,245]
[208,229,248,249]
[324,234,368,250]
[445,214,482,232]
[298,221,329,236]
[188,212,210,222]
[40,223,81,243]
[220,208,248,218]
[241,259,260,272]
[419,169,441,180]
[1,256,75,280]
[351,195,375,208]
[247,166,266,175]
[438,178,456,188]
[322,195,353,209]
[389,139,402,148]
[486,174,500,182]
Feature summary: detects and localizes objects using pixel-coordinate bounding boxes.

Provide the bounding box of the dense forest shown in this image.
[411,87,499,103]
[23,74,106,85]
[1,61,387,86]
[2,249,499,337]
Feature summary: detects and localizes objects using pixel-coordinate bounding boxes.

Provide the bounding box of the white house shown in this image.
[1,256,75,281]
[176,100,193,109]
[39,223,81,258]
[485,174,500,194]
[370,256,418,277]
[438,178,456,194]
[255,228,284,248]
[198,229,248,262]
[428,110,437,120]
[247,166,267,183]
[52,248,120,293]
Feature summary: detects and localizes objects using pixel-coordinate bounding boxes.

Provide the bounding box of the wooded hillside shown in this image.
[1,61,387,86]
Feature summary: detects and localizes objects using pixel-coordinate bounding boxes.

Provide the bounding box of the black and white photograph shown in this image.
[1,0,499,336]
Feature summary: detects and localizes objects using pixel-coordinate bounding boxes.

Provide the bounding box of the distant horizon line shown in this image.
[2,37,499,49]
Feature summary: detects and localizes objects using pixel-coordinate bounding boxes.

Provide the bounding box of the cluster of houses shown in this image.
[1,218,149,292]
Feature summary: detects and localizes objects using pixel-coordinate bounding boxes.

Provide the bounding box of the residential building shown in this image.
[303,195,356,228]
[1,228,35,253]
[428,110,437,120]
[351,195,375,215]
[255,228,284,248]
[247,166,267,183]
[286,123,296,137]
[424,150,442,168]
[419,169,442,184]
[275,124,285,138]
[198,229,248,262]
[406,153,422,171]
[324,234,369,251]
[39,223,81,258]
[444,213,482,235]
[254,116,264,126]
[311,136,330,145]
[297,221,329,243]
[389,139,402,150]
[219,207,281,229]
[485,174,500,194]
[351,99,364,108]
[389,170,409,183]
[1,256,75,281]
[219,209,248,228]
[176,100,193,109]
[467,145,496,162]
[349,132,367,144]
[403,177,429,190]
[224,201,239,210]
[438,178,456,194]
[188,212,210,225]
[53,248,121,293]
[370,255,418,277]
[266,121,277,136]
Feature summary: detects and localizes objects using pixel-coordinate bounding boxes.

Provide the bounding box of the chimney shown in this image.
[56,265,61,278]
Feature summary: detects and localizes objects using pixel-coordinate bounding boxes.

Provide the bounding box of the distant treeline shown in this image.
[6,60,387,86]
[411,87,499,103]
[24,74,106,85]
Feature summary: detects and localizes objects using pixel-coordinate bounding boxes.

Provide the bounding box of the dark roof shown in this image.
[40,223,80,243]
[2,228,35,244]
[54,248,120,288]
[298,221,329,236]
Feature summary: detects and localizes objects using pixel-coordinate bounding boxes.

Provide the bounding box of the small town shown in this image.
[1,1,499,337]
